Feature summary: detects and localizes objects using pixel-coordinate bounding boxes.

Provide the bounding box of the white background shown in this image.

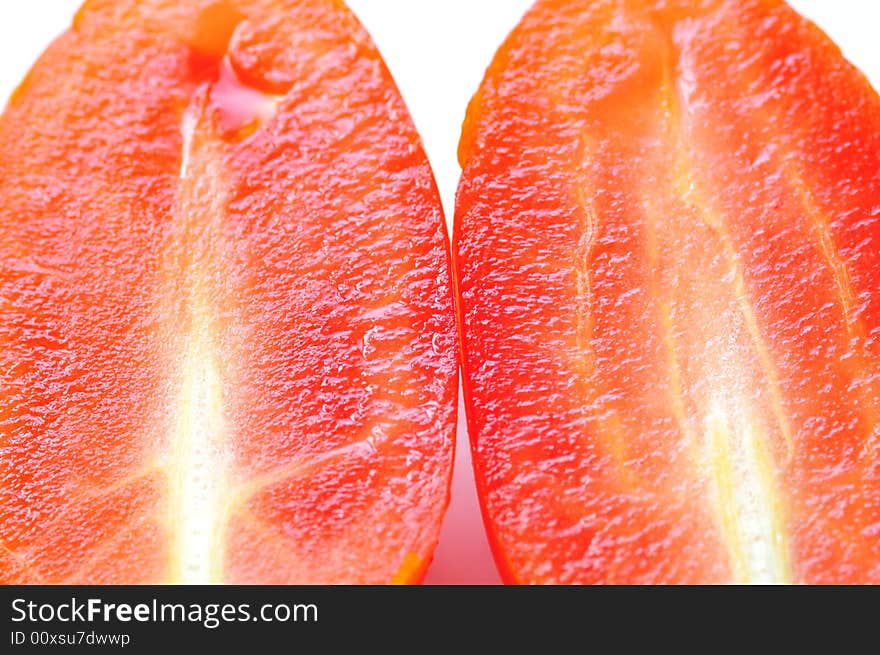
[1,1,877,585]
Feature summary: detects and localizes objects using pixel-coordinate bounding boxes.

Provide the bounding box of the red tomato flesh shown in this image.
[0,0,456,584]
[456,0,880,584]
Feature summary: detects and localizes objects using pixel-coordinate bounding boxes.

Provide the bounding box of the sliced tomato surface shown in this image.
[456,0,880,583]
[0,0,456,584]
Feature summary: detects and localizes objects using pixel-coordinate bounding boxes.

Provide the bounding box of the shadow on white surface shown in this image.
[423,388,502,584]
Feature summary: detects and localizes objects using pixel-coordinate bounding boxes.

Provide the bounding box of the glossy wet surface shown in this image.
[456,0,880,584]
[0,0,456,584]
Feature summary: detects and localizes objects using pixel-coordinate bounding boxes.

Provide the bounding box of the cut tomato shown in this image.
[0,0,456,584]
[456,0,880,583]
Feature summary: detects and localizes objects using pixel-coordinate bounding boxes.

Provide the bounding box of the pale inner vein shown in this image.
[167,107,229,584]
[670,44,792,585]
